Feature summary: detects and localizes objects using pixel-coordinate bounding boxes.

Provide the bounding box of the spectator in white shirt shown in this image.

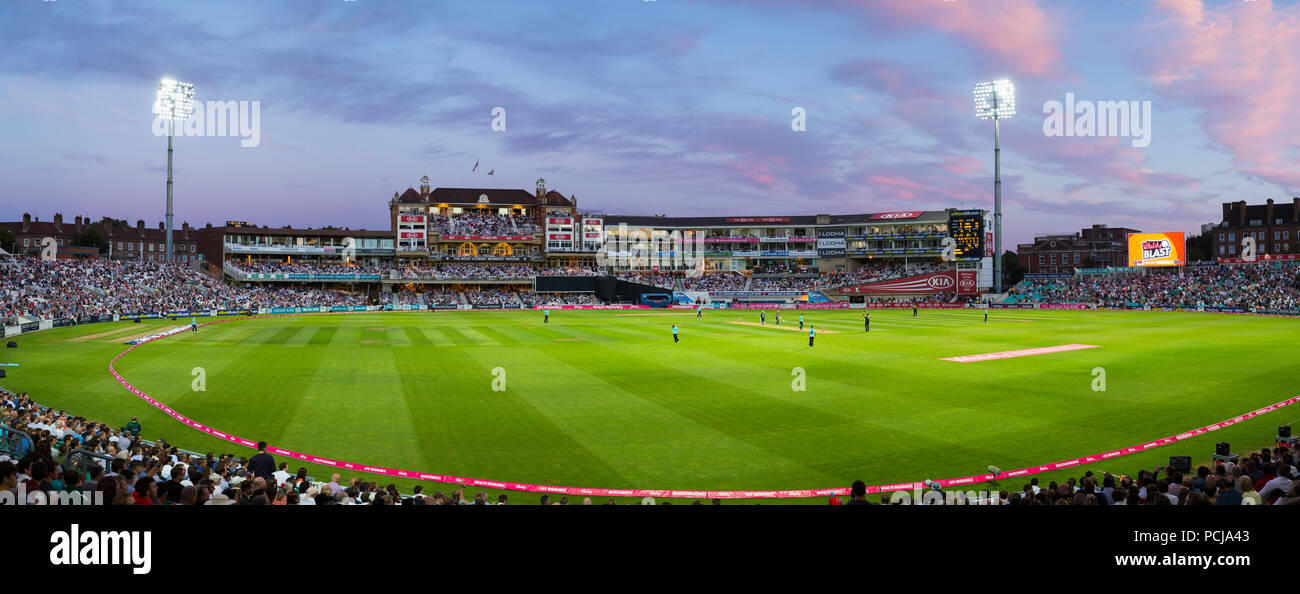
[272,462,292,487]
[1259,464,1294,501]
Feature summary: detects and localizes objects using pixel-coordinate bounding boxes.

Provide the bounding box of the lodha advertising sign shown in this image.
[1127,232,1185,267]
[815,227,846,257]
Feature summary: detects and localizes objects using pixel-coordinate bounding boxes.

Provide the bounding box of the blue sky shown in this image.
[1,0,1298,246]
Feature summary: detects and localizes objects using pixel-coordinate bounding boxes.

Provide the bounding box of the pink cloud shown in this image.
[730,160,777,185]
[859,160,989,206]
[854,0,1063,77]
[1145,0,1300,188]
[726,0,1062,77]
[940,154,983,176]
[1011,125,1202,191]
[864,174,928,201]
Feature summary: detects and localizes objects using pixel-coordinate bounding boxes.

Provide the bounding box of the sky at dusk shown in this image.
[2,0,1298,247]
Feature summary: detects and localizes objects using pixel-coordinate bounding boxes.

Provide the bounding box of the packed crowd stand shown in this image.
[856,223,946,237]
[428,213,537,236]
[234,286,369,309]
[22,257,1300,323]
[752,263,817,275]
[226,261,388,275]
[387,288,460,306]
[0,258,320,322]
[393,263,537,280]
[993,448,1299,505]
[461,288,523,306]
[617,271,679,289]
[218,259,941,290]
[1012,262,1300,310]
[683,272,749,291]
[539,266,601,276]
[231,260,551,281]
[519,292,602,307]
[816,262,904,288]
[751,277,817,291]
[0,258,379,325]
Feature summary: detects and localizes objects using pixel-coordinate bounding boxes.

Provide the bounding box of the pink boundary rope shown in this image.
[106,311,1300,499]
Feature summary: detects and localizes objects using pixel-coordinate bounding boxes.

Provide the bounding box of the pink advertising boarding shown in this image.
[939,344,1101,363]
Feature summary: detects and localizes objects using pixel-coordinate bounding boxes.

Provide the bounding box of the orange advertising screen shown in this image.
[1127,232,1186,267]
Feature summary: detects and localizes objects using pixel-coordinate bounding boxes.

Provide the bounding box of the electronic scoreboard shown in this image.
[947,209,985,260]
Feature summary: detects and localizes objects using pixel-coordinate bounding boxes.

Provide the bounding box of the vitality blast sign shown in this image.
[1128,232,1186,267]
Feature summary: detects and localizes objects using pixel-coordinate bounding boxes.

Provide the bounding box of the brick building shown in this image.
[0,213,201,262]
[1016,224,1139,274]
[1211,199,1300,259]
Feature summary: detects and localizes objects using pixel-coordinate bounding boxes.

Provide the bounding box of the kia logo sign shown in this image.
[870,211,923,220]
[958,278,975,288]
[927,275,955,289]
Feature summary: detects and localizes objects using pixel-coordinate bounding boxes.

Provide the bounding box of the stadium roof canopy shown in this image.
[210,226,392,237]
[393,187,574,207]
[604,210,955,228]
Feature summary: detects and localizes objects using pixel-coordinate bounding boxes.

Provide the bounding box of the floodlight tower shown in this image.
[973,79,1015,294]
[153,78,196,263]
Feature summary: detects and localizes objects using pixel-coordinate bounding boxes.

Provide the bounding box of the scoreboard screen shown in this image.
[947,210,985,260]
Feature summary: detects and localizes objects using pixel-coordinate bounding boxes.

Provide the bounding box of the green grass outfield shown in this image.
[6,308,1300,504]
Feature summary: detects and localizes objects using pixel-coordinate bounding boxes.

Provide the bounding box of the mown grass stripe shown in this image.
[403,326,433,346]
[438,327,476,345]
[473,325,524,345]
[307,325,338,346]
[283,326,320,347]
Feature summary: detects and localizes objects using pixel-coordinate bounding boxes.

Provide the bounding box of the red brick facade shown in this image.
[0,213,200,262]
[1016,224,1140,273]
